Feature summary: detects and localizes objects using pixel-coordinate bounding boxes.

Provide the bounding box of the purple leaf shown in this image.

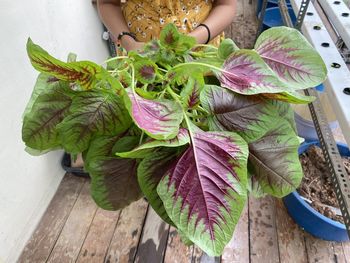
[218,49,291,95]
[124,88,183,140]
[157,125,248,256]
[201,85,297,143]
[255,27,327,89]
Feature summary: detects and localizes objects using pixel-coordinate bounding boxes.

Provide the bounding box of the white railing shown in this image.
[290,0,350,146]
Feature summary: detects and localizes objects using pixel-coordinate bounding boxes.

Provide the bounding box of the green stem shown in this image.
[187,113,208,119]
[142,84,148,91]
[158,67,168,73]
[172,61,223,73]
[196,106,210,114]
[139,131,145,145]
[131,64,135,92]
[166,86,181,102]
[103,56,129,65]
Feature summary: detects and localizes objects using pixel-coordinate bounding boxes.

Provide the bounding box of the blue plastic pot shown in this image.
[294,112,339,141]
[315,84,324,92]
[260,7,296,31]
[256,0,292,16]
[283,141,350,242]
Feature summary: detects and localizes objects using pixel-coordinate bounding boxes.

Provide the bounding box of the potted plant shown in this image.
[22,24,327,256]
[283,140,350,242]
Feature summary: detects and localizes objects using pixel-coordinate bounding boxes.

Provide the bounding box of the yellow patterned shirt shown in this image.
[121,0,223,46]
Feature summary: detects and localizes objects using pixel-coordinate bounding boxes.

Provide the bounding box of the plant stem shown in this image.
[139,131,145,145]
[166,86,181,102]
[103,56,129,65]
[158,67,168,73]
[172,61,223,73]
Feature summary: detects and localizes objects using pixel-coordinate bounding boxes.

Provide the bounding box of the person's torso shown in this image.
[122,0,213,41]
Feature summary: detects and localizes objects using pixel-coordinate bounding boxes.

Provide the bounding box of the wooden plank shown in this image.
[342,243,350,262]
[47,181,98,263]
[249,196,280,263]
[164,226,193,263]
[275,199,307,263]
[199,253,220,263]
[221,204,249,263]
[104,198,148,263]
[192,245,205,263]
[18,174,85,263]
[134,207,170,263]
[76,208,120,263]
[304,232,334,263]
[332,242,347,263]
[191,246,220,263]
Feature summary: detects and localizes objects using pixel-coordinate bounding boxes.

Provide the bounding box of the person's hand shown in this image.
[121,36,145,51]
[126,41,145,51]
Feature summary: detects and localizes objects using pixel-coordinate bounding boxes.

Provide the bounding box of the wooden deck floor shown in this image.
[17,1,350,262]
[18,173,350,263]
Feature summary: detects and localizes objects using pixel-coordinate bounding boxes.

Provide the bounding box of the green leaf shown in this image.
[262,90,315,104]
[135,88,158,99]
[22,83,73,150]
[218,38,239,59]
[248,121,303,197]
[160,24,180,47]
[157,123,249,256]
[23,73,60,119]
[201,85,284,143]
[27,38,121,91]
[85,135,142,210]
[180,75,205,109]
[25,146,61,156]
[117,71,132,89]
[124,88,184,140]
[116,128,190,158]
[175,35,196,53]
[137,149,178,225]
[255,26,327,90]
[57,89,131,154]
[134,59,158,84]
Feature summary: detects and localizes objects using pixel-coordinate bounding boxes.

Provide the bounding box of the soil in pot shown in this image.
[298,145,350,224]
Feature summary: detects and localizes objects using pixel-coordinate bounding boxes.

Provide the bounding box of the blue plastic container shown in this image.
[294,112,339,141]
[257,0,292,16]
[283,141,350,242]
[315,84,324,92]
[260,7,297,31]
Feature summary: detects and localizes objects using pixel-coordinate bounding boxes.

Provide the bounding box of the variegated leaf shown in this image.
[157,124,248,256]
[255,26,327,89]
[124,88,183,140]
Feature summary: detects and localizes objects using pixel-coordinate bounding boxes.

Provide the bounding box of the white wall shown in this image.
[0,1,109,262]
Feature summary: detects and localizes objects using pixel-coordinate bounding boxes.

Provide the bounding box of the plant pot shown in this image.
[61,152,90,178]
[283,141,350,242]
[256,0,291,16]
[294,112,339,141]
[259,7,296,31]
